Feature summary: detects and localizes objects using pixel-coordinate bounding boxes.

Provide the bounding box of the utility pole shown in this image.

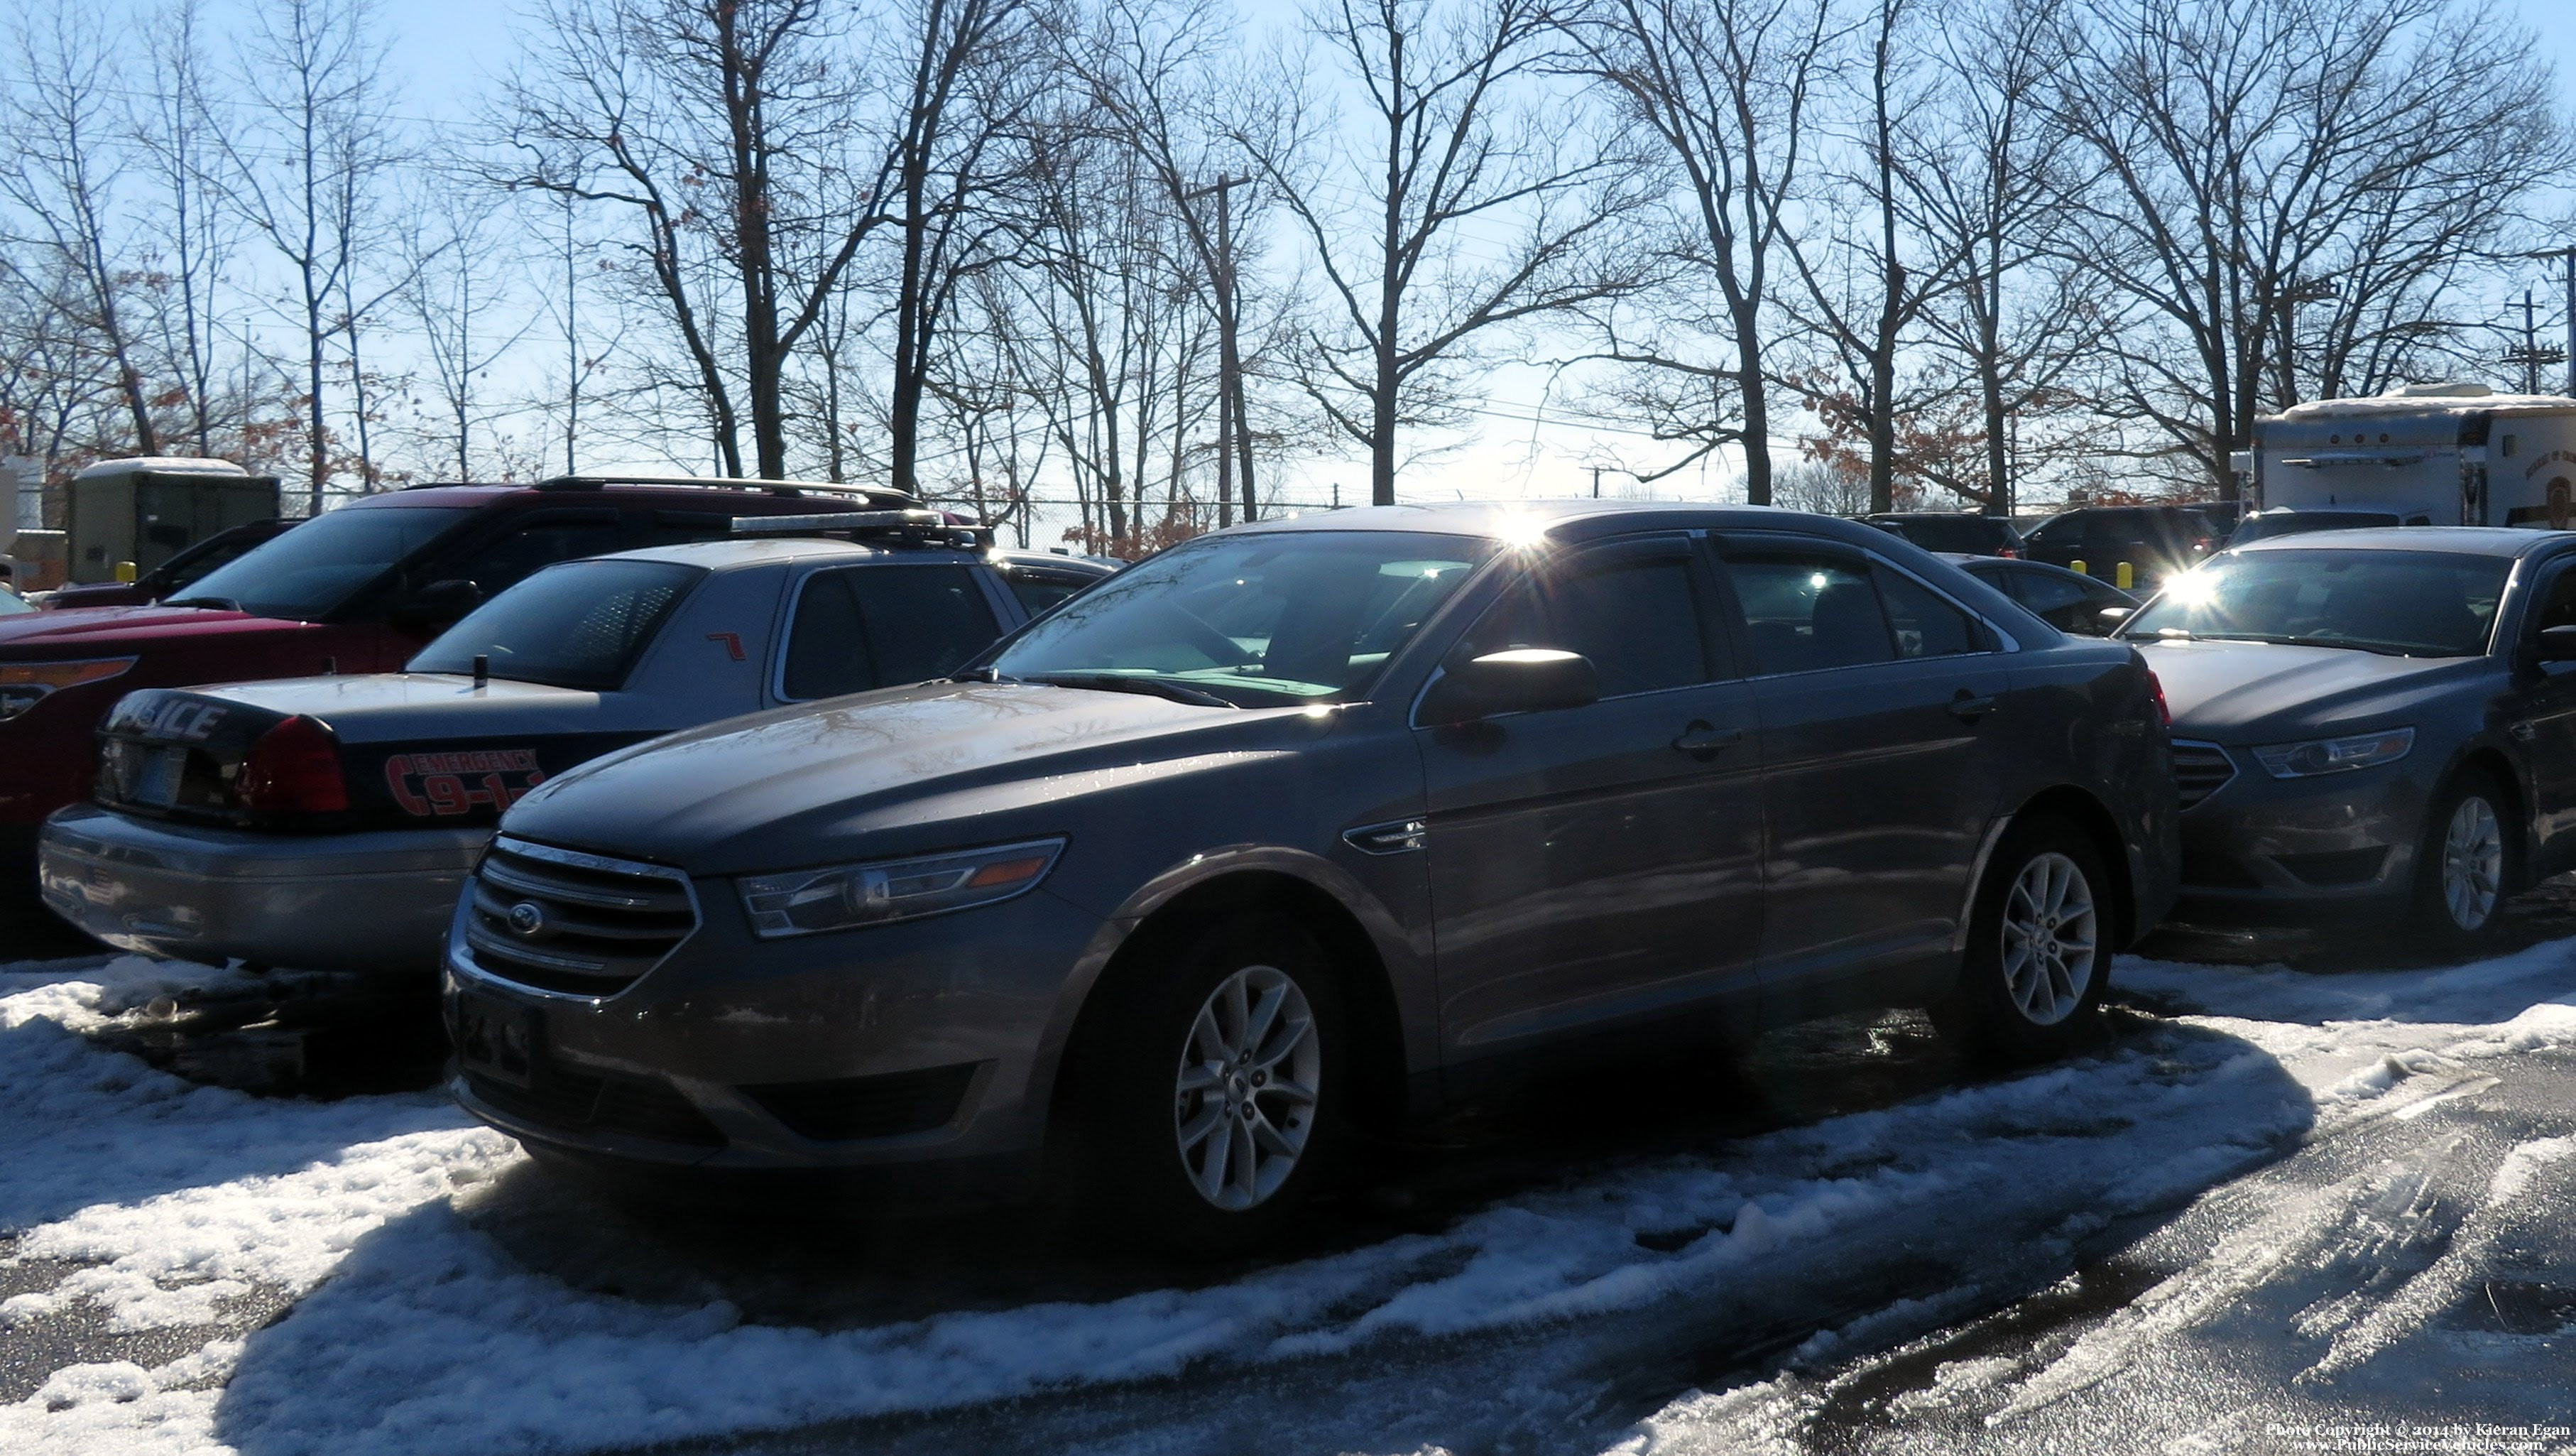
[2518,246,2576,398]
[1183,175,1254,526]
[2504,286,2565,396]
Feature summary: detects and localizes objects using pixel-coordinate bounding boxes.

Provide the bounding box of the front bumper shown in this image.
[442,852,1114,1181]
[38,803,487,973]
[2167,744,2433,926]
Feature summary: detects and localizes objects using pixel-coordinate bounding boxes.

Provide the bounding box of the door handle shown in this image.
[1949,691,1999,722]
[1671,721,1743,760]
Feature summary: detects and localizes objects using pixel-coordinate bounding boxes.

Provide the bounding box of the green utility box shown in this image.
[65,458,282,584]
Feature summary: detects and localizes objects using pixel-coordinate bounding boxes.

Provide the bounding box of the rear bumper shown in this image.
[38,804,486,974]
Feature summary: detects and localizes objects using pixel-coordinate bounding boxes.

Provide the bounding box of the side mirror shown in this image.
[393,578,484,630]
[2540,624,2576,663]
[1423,648,1601,724]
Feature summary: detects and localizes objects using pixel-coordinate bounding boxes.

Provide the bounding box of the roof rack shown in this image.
[401,474,919,504]
[728,509,994,551]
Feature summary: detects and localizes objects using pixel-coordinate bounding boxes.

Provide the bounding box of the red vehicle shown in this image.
[0,476,902,895]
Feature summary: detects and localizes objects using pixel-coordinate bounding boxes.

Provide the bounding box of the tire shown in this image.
[1064,911,1348,1256]
[1932,815,2112,1063]
[2409,769,2516,954]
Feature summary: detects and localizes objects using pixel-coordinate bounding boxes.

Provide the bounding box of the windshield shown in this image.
[184,505,473,619]
[2229,511,2400,545]
[0,589,28,615]
[410,558,703,690]
[985,530,1497,705]
[2122,549,2508,657]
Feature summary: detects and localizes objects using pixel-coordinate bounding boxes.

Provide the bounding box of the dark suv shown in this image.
[1866,512,2024,557]
[2021,506,2220,590]
[447,503,2178,1248]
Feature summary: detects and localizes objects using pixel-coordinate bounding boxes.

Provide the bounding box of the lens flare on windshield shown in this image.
[2159,569,2220,609]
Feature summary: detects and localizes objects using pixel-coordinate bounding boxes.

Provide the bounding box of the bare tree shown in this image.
[1894,0,2097,514]
[1568,0,1837,505]
[1248,0,1650,508]
[1780,0,1957,514]
[2053,0,2570,496]
[2,7,161,455]
[134,0,237,458]
[400,194,539,479]
[1083,0,1272,524]
[221,0,402,510]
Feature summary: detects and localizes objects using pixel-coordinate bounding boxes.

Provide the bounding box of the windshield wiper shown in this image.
[2190,631,2413,656]
[1023,672,1239,709]
[163,595,244,612]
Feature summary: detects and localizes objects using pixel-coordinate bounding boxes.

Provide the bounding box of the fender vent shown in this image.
[2171,740,2237,810]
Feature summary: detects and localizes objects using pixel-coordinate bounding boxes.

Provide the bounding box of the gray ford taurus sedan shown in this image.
[2121,526,2576,945]
[446,501,2178,1249]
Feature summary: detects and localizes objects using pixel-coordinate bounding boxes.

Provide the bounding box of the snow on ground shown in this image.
[1611,943,2576,1456]
[2,940,2572,1456]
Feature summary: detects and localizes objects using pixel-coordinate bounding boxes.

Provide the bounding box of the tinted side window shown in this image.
[1464,550,1714,697]
[441,516,626,598]
[849,566,1000,685]
[2011,567,2094,616]
[1877,569,1982,657]
[782,565,1002,700]
[1005,570,1091,618]
[1728,555,1893,673]
[781,572,871,700]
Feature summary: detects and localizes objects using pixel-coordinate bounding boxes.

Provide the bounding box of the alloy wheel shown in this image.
[2440,795,2504,931]
[2000,851,2097,1026]
[1172,964,1321,1211]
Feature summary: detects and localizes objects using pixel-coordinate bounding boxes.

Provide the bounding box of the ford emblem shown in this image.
[506,901,547,937]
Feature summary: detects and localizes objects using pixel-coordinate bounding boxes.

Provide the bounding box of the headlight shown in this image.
[736,837,1066,938]
[2251,727,2416,779]
[0,657,138,722]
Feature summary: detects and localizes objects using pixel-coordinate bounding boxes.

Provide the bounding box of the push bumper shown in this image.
[2166,750,2432,928]
[38,803,487,973]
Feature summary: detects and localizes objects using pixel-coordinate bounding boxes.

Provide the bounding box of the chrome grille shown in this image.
[2172,739,2237,810]
[459,837,697,996]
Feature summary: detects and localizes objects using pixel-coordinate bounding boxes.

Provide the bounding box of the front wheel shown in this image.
[1066,912,1348,1256]
[2410,771,2516,952]
[1932,815,2112,1063]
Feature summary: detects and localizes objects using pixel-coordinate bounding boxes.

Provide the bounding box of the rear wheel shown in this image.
[2410,771,2515,952]
[1066,912,1347,1256]
[1933,816,2111,1063]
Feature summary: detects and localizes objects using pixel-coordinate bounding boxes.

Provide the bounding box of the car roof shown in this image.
[1941,553,2097,581]
[1868,512,2012,523]
[1222,499,1901,549]
[2230,526,2575,559]
[586,537,1115,573]
[345,482,897,511]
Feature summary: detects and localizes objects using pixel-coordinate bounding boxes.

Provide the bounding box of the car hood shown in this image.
[502,681,1310,873]
[0,602,283,651]
[2139,638,2493,739]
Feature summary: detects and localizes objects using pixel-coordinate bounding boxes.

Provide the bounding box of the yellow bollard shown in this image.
[2116,560,2134,590]
[2070,558,2087,576]
[114,560,138,584]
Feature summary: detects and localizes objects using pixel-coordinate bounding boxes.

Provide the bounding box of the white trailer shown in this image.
[2249,382,2576,528]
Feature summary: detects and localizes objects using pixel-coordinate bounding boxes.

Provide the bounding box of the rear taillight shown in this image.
[1997,547,2020,558]
[237,716,349,815]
